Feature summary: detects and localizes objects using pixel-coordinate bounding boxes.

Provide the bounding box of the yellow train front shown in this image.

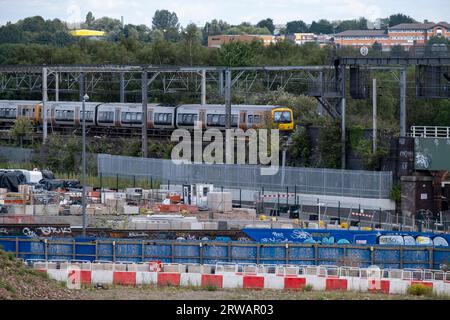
[272,107,294,132]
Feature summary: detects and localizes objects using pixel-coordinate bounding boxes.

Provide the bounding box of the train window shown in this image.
[98,111,114,123]
[121,112,142,124]
[80,111,93,121]
[248,115,253,123]
[56,110,75,121]
[273,111,291,123]
[207,114,238,127]
[254,115,261,123]
[0,108,15,119]
[178,113,198,125]
[154,113,172,125]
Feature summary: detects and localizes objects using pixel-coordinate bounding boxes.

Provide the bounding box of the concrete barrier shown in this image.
[36,261,450,296]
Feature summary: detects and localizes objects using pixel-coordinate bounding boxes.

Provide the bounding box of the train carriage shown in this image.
[51,101,98,127]
[0,100,294,133]
[0,100,41,123]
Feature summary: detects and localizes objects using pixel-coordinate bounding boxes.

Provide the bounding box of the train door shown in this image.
[198,109,206,129]
[75,106,81,126]
[115,108,121,126]
[182,184,192,205]
[148,108,154,128]
[239,111,247,130]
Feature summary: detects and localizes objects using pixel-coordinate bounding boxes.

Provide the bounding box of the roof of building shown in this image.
[70,29,106,37]
[335,29,388,37]
[389,22,450,30]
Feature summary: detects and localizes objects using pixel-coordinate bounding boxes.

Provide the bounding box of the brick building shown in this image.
[335,22,450,49]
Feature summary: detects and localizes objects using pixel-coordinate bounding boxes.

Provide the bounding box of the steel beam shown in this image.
[141,71,148,158]
[400,68,407,137]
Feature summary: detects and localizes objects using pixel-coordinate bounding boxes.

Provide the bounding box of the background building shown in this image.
[335,22,450,49]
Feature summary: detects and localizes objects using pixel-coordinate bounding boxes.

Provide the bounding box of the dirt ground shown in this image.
[76,285,447,300]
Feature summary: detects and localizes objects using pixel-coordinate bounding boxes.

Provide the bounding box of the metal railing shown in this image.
[410,126,450,138]
[3,236,449,270]
[31,260,450,283]
[98,154,393,199]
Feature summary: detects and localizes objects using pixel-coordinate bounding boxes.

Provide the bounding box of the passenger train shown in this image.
[0,100,294,132]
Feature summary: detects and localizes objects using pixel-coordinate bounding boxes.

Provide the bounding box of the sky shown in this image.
[0,0,449,27]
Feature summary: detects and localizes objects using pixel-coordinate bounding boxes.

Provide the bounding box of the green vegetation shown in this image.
[407,283,433,297]
[10,119,34,148]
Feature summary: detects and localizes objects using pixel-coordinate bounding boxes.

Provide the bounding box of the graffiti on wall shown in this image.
[243,228,450,247]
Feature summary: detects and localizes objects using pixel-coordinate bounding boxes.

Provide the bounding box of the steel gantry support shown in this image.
[119,72,125,103]
[400,68,407,137]
[201,69,206,105]
[224,69,232,129]
[42,67,48,143]
[340,65,347,169]
[141,71,148,158]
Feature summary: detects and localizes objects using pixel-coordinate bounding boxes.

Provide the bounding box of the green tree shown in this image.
[217,41,254,66]
[317,120,342,168]
[202,19,230,45]
[182,23,202,65]
[388,13,416,27]
[286,20,308,34]
[225,22,270,35]
[152,9,180,41]
[287,127,311,167]
[428,36,450,45]
[256,18,275,34]
[10,119,33,147]
[85,12,95,27]
[335,18,368,33]
[309,20,334,34]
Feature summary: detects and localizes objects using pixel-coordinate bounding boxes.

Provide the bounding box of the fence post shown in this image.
[116,174,119,190]
[44,239,48,261]
[142,240,145,262]
[15,237,19,258]
[150,176,153,189]
[133,175,136,188]
[200,243,204,265]
[294,185,297,205]
[400,247,403,269]
[379,208,382,229]
[168,180,170,190]
[285,243,289,265]
[277,193,280,212]
[113,241,118,262]
[227,242,231,262]
[256,244,260,264]
[100,173,102,190]
[338,201,341,224]
[239,188,242,207]
[95,240,98,261]
[286,186,289,206]
[314,244,319,266]
[358,204,361,230]
[261,186,265,215]
[428,248,433,269]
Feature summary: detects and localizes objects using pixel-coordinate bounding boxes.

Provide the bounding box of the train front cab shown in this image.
[272,107,294,132]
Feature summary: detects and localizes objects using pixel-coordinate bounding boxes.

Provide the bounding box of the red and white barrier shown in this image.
[36,262,450,296]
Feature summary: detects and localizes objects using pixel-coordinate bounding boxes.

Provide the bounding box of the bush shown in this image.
[407,283,433,296]
[303,284,313,292]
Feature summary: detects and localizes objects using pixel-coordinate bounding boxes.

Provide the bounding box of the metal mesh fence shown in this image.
[97,154,393,199]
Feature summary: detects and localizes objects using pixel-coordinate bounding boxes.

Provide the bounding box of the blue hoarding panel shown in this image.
[203,243,228,264]
[288,246,315,265]
[143,242,171,263]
